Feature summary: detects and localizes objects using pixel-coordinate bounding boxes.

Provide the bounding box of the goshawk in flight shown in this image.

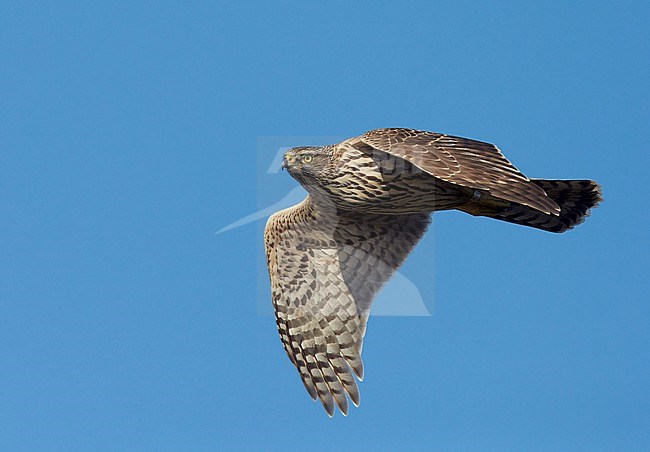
[264,128,601,417]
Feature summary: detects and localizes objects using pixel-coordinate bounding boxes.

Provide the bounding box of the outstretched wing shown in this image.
[348,128,561,215]
[264,197,430,416]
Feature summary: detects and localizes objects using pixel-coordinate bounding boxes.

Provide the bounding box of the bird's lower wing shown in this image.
[264,197,430,416]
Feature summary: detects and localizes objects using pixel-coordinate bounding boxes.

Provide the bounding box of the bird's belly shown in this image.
[328,174,469,214]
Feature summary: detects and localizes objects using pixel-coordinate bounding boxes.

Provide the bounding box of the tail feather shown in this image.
[486,179,602,233]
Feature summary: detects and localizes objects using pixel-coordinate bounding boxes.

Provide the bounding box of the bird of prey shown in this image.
[264,128,601,417]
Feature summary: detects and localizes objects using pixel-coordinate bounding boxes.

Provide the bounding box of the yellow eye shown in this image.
[303,155,313,163]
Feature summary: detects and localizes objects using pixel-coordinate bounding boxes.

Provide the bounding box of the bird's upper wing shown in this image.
[348,128,560,215]
[264,197,430,416]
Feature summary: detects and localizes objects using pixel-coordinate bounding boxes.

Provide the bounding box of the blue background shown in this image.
[2,1,649,450]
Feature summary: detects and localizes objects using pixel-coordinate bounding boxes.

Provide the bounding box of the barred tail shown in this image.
[485,179,602,233]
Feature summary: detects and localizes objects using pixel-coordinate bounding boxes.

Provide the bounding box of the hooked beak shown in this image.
[281,157,288,171]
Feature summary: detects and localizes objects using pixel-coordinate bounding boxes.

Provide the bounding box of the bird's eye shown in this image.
[303,155,313,163]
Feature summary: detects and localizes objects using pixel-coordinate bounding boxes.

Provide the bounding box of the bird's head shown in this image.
[282,146,335,192]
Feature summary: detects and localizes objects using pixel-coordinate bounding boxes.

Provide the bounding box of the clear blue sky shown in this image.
[2,1,649,450]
